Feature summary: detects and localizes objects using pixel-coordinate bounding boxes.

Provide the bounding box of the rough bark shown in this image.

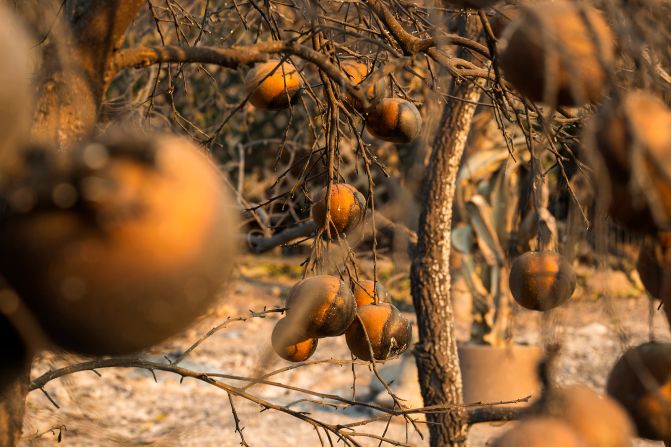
[0,1,145,444]
[411,77,482,447]
[410,12,484,445]
[31,0,145,148]
[0,370,28,447]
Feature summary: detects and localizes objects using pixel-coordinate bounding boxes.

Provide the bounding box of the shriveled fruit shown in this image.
[499,1,613,106]
[637,233,671,301]
[490,7,521,38]
[593,91,671,231]
[311,184,366,237]
[607,342,671,440]
[0,134,239,355]
[366,98,422,144]
[285,275,356,338]
[244,60,303,110]
[345,303,411,361]
[493,417,583,447]
[340,60,386,109]
[509,251,576,311]
[271,318,318,362]
[352,279,390,307]
[0,313,27,393]
[545,385,633,447]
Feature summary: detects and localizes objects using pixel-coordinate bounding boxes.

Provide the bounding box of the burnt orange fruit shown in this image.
[352,279,389,307]
[490,7,521,39]
[340,60,386,109]
[499,2,613,106]
[0,134,239,355]
[493,417,583,447]
[345,302,411,361]
[509,251,576,311]
[244,60,303,110]
[311,184,366,237]
[607,342,671,440]
[0,314,27,393]
[366,98,422,144]
[546,385,633,447]
[271,318,318,362]
[593,91,671,231]
[637,232,671,301]
[285,275,357,338]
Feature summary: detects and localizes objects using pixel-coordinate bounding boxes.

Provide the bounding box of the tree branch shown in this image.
[29,356,531,424]
[363,0,489,58]
[246,211,418,254]
[110,41,373,109]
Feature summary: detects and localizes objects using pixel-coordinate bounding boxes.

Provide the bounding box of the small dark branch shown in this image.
[372,212,418,245]
[466,403,530,424]
[227,393,250,447]
[171,307,286,363]
[363,0,489,58]
[248,221,318,253]
[363,0,428,55]
[248,211,417,254]
[39,387,59,409]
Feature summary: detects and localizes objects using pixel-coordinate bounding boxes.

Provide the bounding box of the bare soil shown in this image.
[18,256,670,446]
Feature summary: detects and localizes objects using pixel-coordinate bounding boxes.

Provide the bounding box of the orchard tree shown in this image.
[0,1,669,447]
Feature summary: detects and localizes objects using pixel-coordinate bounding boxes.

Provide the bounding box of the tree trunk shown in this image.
[0,371,28,446]
[0,1,145,444]
[411,77,483,447]
[31,0,145,148]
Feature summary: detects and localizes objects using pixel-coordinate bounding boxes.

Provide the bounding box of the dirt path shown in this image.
[19,259,671,446]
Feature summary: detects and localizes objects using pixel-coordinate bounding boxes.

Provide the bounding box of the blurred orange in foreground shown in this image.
[0,134,239,356]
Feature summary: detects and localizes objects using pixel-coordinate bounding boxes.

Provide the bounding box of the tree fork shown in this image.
[410,16,484,447]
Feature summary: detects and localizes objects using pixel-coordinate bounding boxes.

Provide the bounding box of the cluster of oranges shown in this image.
[271,276,411,363]
[244,59,422,144]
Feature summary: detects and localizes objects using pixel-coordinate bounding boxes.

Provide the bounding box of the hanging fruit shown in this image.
[499,1,613,106]
[244,60,303,110]
[366,98,422,144]
[0,134,239,356]
[340,60,386,110]
[311,183,366,237]
[345,302,411,361]
[285,275,357,338]
[352,279,390,307]
[543,385,634,447]
[493,417,584,447]
[271,318,318,362]
[593,91,671,232]
[509,251,576,311]
[606,342,671,441]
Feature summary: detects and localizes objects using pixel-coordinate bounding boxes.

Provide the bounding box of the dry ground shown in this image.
[18,256,671,446]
